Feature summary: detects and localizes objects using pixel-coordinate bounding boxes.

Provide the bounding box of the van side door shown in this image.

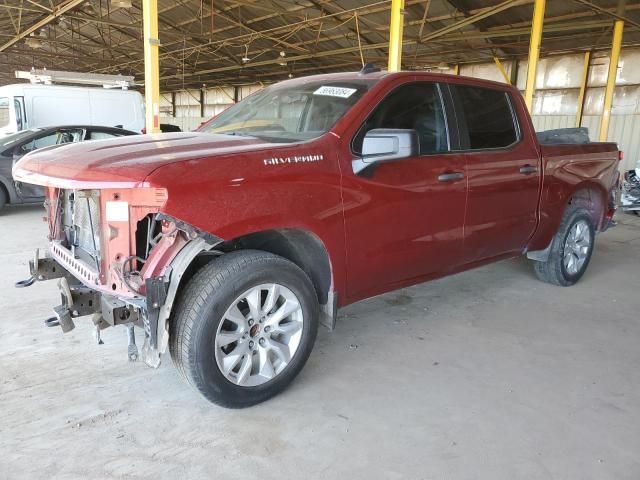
[450,84,541,263]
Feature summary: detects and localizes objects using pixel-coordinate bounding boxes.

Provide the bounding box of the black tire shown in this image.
[0,187,6,212]
[169,250,319,408]
[533,207,595,286]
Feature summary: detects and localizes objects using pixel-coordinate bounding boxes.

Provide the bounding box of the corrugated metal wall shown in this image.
[530,115,640,171]
[159,84,262,132]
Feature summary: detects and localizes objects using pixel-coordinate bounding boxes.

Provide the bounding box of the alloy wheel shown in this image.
[563,219,591,275]
[214,283,304,387]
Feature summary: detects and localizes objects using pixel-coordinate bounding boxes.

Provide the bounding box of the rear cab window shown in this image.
[452,85,519,150]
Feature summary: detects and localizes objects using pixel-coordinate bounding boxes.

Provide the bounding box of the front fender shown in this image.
[145,146,347,299]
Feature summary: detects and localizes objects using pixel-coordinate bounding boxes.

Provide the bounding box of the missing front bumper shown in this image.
[15,250,164,366]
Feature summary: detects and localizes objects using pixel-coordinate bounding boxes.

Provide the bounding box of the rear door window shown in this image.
[453,85,519,150]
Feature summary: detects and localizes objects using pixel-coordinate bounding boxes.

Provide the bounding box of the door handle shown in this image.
[438,172,465,182]
[519,165,538,175]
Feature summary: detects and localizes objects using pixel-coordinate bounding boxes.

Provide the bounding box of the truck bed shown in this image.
[528,141,620,251]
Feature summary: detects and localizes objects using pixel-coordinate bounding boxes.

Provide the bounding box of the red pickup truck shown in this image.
[14,68,620,408]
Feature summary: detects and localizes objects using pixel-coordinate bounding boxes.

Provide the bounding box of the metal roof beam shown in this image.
[90,5,635,78]
[0,0,85,52]
[159,17,638,82]
[420,0,532,42]
[573,0,640,30]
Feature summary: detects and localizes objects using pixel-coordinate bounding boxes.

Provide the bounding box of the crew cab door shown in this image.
[342,80,467,301]
[449,84,540,262]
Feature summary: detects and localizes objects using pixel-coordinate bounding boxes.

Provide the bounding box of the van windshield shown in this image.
[198,79,375,143]
[0,97,10,129]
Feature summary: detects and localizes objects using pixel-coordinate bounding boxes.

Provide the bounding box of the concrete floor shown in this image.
[1,205,639,480]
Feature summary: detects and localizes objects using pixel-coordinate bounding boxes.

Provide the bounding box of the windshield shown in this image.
[199,79,375,143]
[1,129,42,147]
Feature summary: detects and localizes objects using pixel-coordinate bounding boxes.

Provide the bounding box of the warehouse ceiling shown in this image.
[1,0,640,90]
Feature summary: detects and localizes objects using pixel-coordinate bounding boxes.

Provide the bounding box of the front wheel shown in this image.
[170,250,319,408]
[533,207,595,286]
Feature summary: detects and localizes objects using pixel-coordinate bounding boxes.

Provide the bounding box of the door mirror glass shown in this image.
[352,128,418,174]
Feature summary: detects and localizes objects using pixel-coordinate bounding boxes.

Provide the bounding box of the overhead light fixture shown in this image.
[436,62,451,71]
[241,45,251,64]
[111,0,132,8]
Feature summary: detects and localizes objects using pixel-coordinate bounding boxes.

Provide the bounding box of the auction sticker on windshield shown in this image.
[313,86,357,98]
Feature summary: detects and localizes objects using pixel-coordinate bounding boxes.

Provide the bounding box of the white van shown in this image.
[0,84,145,135]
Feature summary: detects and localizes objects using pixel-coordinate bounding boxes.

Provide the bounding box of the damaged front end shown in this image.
[17,187,220,367]
[621,169,640,215]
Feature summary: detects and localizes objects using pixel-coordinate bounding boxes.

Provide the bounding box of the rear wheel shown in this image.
[533,207,595,286]
[0,187,6,212]
[170,250,319,408]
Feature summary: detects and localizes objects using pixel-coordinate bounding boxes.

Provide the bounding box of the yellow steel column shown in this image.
[143,0,161,134]
[599,20,624,141]
[388,0,405,72]
[575,51,591,128]
[524,0,546,112]
[494,57,511,84]
[452,64,460,75]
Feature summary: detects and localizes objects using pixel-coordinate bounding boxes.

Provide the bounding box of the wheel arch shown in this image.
[216,228,334,306]
[157,227,337,356]
[527,181,608,261]
[566,182,609,231]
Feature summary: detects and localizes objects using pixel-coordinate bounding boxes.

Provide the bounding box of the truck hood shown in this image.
[13,132,272,188]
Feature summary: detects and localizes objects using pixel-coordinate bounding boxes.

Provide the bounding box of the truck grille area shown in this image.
[61,190,102,267]
[51,242,101,285]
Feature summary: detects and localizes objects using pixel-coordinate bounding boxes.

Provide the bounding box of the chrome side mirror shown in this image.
[352,128,419,174]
